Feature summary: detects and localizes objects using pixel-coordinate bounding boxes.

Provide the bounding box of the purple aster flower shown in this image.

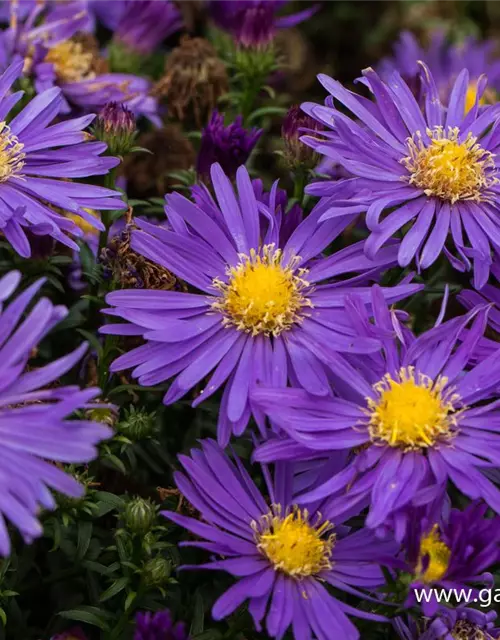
[196,111,262,180]
[302,64,500,289]
[111,0,183,56]
[101,163,420,445]
[386,501,500,617]
[253,286,500,533]
[0,1,160,124]
[163,439,394,640]
[0,59,125,257]
[395,608,500,640]
[0,270,112,556]
[209,0,319,49]
[134,610,189,640]
[380,31,500,109]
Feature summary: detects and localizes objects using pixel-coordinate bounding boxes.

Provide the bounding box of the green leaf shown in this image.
[94,492,126,511]
[99,577,129,602]
[77,329,104,359]
[59,606,113,631]
[247,106,287,124]
[190,590,205,635]
[124,590,136,612]
[0,607,6,626]
[82,561,117,576]
[77,521,93,560]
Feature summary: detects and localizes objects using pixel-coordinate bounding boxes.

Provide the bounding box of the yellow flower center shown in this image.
[211,244,312,336]
[402,126,497,203]
[452,620,493,640]
[45,39,95,83]
[0,122,25,182]
[416,524,451,584]
[367,366,459,451]
[65,209,100,235]
[253,506,335,578]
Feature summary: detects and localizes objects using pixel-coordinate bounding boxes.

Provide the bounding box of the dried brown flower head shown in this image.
[100,213,184,291]
[151,36,228,126]
[123,125,195,199]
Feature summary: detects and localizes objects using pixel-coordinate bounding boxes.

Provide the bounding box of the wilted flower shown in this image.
[196,111,262,179]
[123,126,195,199]
[152,36,228,127]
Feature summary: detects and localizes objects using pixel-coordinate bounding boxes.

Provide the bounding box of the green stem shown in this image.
[293,169,307,207]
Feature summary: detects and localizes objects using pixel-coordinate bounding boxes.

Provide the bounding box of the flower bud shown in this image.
[282,105,321,170]
[124,497,157,536]
[142,556,171,587]
[197,110,262,180]
[117,407,157,441]
[94,102,137,156]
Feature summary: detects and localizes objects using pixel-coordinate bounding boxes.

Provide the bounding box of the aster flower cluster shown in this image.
[4,2,500,640]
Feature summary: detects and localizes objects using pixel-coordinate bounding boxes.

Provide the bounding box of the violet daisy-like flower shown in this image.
[380,31,500,110]
[163,439,394,640]
[253,286,500,532]
[101,163,420,445]
[0,270,112,556]
[196,110,262,180]
[302,64,500,288]
[209,0,318,49]
[0,0,160,124]
[110,0,183,56]
[386,501,500,617]
[134,610,189,640]
[394,608,500,640]
[0,59,124,257]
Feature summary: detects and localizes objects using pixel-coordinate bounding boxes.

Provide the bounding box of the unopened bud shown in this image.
[124,497,157,536]
[94,102,137,156]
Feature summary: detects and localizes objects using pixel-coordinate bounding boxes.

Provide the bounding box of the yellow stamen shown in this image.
[402,126,497,203]
[211,244,312,336]
[416,524,451,584]
[45,39,95,83]
[366,366,459,451]
[65,208,100,235]
[253,505,335,578]
[0,122,25,182]
[452,620,494,640]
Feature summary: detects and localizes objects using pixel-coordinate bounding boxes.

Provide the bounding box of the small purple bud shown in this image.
[94,102,137,156]
[196,110,262,180]
[282,105,321,169]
